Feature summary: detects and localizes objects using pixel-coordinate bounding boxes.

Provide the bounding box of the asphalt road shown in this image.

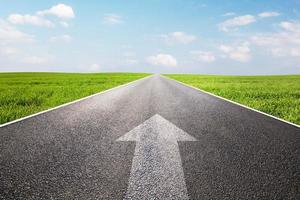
[0,75,299,200]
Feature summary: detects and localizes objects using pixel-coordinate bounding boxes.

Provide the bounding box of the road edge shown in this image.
[162,75,300,129]
[0,75,153,128]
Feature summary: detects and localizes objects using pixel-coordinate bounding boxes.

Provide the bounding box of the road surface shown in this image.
[0,75,299,199]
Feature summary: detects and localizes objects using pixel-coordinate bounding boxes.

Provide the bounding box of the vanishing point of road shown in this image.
[0,75,299,199]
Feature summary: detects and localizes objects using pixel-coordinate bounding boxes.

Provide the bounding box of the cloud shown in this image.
[270,48,285,57]
[222,12,236,17]
[88,64,101,72]
[22,56,48,64]
[251,35,283,46]
[122,51,138,65]
[6,4,74,29]
[37,4,75,19]
[190,51,216,63]
[219,43,251,62]
[59,21,69,28]
[279,21,300,33]
[123,51,136,57]
[270,48,300,57]
[160,32,197,45]
[50,34,72,43]
[219,12,280,32]
[291,48,300,56]
[251,21,300,57]
[146,54,177,67]
[7,14,54,27]
[126,59,139,65]
[218,15,256,32]
[103,14,123,25]
[0,47,19,56]
[0,20,34,44]
[258,12,280,18]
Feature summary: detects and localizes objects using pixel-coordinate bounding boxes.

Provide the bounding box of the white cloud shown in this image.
[22,56,48,64]
[222,12,236,17]
[50,34,72,43]
[251,21,300,57]
[123,51,136,57]
[6,4,74,30]
[88,64,101,72]
[0,47,19,56]
[291,48,300,56]
[126,59,139,65]
[103,14,123,25]
[37,4,75,19]
[122,51,138,65]
[0,20,34,44]
[270,48,285,57]
[190,51,216,63]
[251,31,300,46]
[146,54,177,67]
[160,32,197,45]
[279,21,300,33]
[218,15,256,32]
[59,21,69,28]
[219,43,251,62]
[251,35,283,46]
[270,48,300,57]
[219,45,231,53]
[8,14,54,27]
[258,12,280,18]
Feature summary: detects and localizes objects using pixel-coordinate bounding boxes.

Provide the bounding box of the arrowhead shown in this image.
[117,114,197,142]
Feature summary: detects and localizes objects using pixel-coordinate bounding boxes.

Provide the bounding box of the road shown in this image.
[0,75,299,199]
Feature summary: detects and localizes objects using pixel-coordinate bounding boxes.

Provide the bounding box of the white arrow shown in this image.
[117,114,197,200]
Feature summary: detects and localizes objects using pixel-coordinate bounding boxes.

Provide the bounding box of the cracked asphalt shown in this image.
[0,75,299,199]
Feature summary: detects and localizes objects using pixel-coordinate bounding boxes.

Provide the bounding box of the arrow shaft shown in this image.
[118,114,196,199]
[124,140,189,200]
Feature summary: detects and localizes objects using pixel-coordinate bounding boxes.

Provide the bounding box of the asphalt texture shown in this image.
[0,75,299,200]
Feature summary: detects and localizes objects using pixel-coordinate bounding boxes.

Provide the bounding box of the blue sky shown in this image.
[0,0,300,74]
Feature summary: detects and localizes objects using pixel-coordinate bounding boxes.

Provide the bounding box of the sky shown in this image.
[0,0,300,75]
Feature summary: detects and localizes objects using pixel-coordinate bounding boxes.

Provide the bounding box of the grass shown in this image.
[0,72,149,125]
[165,74,300,125]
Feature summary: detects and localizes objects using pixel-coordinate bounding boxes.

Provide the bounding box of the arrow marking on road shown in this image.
[117,114,197,200]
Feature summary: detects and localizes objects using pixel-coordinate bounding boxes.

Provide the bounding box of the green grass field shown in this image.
[0,72,149,125]
[165,74,300,125]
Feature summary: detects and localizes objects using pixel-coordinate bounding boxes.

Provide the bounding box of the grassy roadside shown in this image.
[0,72,149,125]
[165,74,300,125]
